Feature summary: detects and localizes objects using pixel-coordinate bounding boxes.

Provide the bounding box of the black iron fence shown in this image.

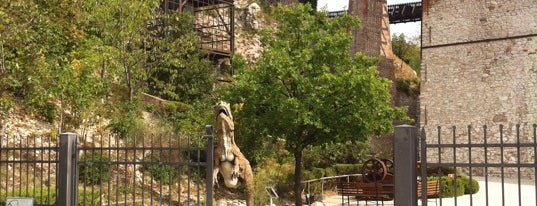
[335,125,537,206]
[0,126,214,206]
[0,135,59,206]
[419,124,537,206]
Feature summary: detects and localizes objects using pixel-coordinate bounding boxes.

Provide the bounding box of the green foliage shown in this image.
[428,175,479,198]
[144,154,179,185]
[0,187,100,206]
[146,162,179,185]
[303,141,368,169]
[146,12,214,104]
[438,176,465,197]
[36,102,57,123]
[80,153,112,185]
[395,78,420,95]
[217,4,408,203]
[107,102,146,138]
[333,164,362,175]
[459,175,480,194]
[392,34,421,74]
[161,101,191,116]
[299,0,317,10]
[253,158,295,203]
[0,0,215,135]
[0,97,14,115]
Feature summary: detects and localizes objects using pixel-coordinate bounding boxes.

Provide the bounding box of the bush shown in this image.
[80,153,111,185]
[333,164,361,175]
[436,176,465,198]
[459,176,480,194]
[303,142,368,169]
[253,158,294,204]
[145,156,179,185]
[324,167,337,177]
[0,97,15,115]
[37,102,57,123]
[108,111,143,138]
[0,187,100,206]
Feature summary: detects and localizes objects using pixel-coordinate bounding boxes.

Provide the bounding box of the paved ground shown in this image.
[311,176,536,206]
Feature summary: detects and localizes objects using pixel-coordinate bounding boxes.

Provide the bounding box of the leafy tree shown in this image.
[80,0,160,102]
[299,0,317,9]
[217,4,407,205]
[146,12,214,104]
[0,0,101,130]
[392,33,421,74]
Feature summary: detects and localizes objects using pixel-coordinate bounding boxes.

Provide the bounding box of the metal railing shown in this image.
[420,125,537,206]
[0,126,214,206]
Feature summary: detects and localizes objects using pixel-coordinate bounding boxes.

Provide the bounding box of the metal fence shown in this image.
[419,124,537,206]
[0,135,59,206]
[0,126,214,206]
[334,125,537,206]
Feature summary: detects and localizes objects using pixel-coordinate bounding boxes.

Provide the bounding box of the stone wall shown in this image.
[420,0,537,177]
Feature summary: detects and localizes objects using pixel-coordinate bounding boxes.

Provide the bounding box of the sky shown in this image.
[317,0,421,38]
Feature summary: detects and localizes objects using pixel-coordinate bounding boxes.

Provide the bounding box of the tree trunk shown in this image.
[294,150,303,206]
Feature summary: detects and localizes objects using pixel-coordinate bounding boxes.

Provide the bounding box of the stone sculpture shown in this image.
[213,101,254,205]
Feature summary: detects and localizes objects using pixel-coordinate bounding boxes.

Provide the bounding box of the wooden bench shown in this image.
[417,180,441,198]
[337,182,394,200]
[338,180,439,200]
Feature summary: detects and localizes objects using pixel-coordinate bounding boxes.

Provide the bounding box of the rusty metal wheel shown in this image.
[382,159,394,173]
[361,158,388,182]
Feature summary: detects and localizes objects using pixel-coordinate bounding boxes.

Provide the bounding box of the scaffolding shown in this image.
[161,0,234,59]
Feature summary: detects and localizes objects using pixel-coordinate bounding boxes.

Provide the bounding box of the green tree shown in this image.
[217,4,407,205]
[146,12,214,104]
[0,0,101,130]
[392,33,421,74]
[299,0,317,9]
[80,0,159,102]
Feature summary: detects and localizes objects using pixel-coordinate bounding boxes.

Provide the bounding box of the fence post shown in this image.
[394,125,418,206]
[58,133,78,206]
[205,125,214,206]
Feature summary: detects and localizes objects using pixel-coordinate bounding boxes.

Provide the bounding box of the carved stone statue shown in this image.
[213,101,254,205]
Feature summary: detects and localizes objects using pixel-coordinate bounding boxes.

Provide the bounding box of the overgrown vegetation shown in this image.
[0,0,215,135]
[396,78,420,95]
[392,34,421,74]
[145,157,179,185]
[79,153,112,185]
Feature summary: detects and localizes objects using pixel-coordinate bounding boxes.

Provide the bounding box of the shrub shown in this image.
[333,164,361,175]
[108,111,143,138]
[253,158,294,204]
[145,156,179,185]
[436,176,465,198]
[80,153,111,185]
[0,97,14,115]
[459,176,480,194]
[324,167,337,177]
[38,102,57,123]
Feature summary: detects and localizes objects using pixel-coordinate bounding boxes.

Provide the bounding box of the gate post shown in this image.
[205,125,214,206]
[394,125,418,206]
[58,133,78,206]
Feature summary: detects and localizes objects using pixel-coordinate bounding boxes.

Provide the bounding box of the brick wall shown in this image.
[420,0,537,177]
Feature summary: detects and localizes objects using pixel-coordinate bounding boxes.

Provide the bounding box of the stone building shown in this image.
[420,0,537,177]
